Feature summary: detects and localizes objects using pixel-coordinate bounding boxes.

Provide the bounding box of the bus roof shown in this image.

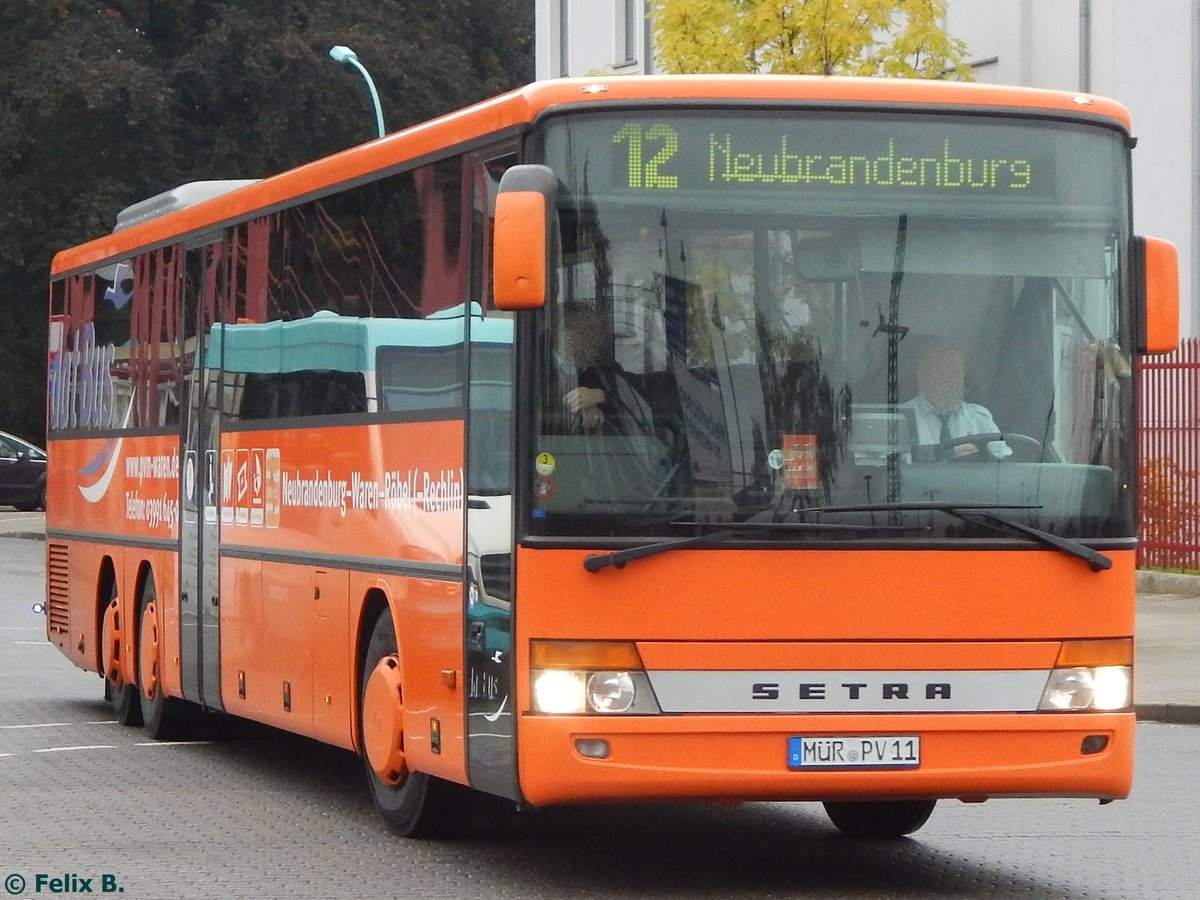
[51,75,1132,278]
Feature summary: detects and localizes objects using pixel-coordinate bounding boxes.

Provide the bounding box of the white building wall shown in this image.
[535,0,1199,336]
[535,0,653,80]
[947,0,1199,337]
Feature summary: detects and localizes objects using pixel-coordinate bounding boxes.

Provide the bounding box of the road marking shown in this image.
[13,641,52,645]
[0,721,118,730]
[0,738,215,760]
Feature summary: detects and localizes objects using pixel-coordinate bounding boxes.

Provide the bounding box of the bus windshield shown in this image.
[530,110,1133,540]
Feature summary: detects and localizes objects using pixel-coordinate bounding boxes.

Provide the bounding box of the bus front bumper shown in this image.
[516,711,1133,806]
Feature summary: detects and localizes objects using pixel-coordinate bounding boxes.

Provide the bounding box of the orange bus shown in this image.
[45,76,1179,839]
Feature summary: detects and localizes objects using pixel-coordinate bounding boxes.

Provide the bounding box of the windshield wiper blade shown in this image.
[788,501,1038,516]
[583,503,1110,573]
[960,509,1112,573]
[582,520,922,573]
[583,529,735,572]
[789,502,1110,572]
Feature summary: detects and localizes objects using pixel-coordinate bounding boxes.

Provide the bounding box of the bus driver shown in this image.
[905,339,1012,461]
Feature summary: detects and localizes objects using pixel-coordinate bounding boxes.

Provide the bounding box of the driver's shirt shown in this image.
[903,396,1013,459]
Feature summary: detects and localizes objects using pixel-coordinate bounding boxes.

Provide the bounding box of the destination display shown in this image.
[544,112,1124,210]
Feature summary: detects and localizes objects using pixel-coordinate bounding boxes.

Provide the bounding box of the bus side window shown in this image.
[376,345,463,413]
[238,370,366,421]
[303,371,367,416]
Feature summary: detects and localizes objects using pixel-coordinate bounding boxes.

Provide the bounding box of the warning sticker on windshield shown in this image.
[782,434,818,490]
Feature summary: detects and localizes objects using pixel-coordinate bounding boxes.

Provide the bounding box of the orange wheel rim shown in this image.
[362,654,406,784]
[138,601,159,700]
[101,599,121,682]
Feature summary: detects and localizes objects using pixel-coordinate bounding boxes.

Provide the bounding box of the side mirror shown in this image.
[1137,236,1179,353]
[493,165,558,311]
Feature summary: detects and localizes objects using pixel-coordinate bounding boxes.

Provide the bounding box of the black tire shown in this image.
[360,612,472,838]
[822,799,936,838]
[110,676,141,726]
[136,574,195,741]
[12,481,45,512]
[104,579,142,727]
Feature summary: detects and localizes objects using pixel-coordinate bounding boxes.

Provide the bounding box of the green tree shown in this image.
[0,1,181,445]
[0,1,532,446]
[650,0,971,79]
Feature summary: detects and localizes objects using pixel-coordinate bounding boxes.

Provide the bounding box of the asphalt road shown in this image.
[3,535,1199,899]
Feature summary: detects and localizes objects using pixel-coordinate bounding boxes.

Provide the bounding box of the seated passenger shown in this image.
[904,340,1011,461]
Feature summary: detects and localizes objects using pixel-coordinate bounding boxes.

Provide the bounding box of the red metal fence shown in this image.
[1139,337,1200,569]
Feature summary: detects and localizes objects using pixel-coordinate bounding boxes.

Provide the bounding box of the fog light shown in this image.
[575,739,610,759]
[532,670,586,714]
[1081,735,1109,755]
[586,671,636,713]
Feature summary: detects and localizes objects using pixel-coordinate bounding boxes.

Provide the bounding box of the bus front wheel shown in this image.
[360,611,471,838]
[822,799,936,838]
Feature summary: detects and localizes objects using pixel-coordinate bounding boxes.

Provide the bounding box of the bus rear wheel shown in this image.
[822,799,936,838]
[101,580,141,727]
[136,574,193,741]
[360,611,471,838]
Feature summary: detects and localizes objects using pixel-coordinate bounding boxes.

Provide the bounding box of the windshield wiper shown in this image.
[959,508,1112,572]
[788,502,1111,572]
[583,504,1111,573]
[583,529,736,572]
[581,520,922,573]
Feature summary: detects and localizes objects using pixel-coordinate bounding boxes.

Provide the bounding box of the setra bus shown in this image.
[45,76,1178,838]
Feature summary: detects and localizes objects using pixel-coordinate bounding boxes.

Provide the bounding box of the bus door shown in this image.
[178,238,224,710]
[464,150,519,799]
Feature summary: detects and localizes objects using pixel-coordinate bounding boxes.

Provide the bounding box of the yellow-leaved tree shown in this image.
[650,0,972,79]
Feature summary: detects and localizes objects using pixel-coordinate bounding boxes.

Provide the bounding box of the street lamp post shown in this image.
[328,45,386,139]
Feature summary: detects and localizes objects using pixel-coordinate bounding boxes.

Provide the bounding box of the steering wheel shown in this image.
[569,411,687,511]
[939,432,1043,462]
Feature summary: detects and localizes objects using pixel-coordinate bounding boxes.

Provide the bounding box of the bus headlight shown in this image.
[532,669,587,714]
[529,641,661,714]
[1038,666,1131,711]
[587,671,636,713]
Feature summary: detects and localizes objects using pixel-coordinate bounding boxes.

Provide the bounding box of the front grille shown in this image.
[46,543,70,636]
[479,553,512,603]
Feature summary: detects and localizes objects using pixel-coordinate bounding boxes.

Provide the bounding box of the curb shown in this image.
[1135,703,1200,725]
[1135,569,1200,597]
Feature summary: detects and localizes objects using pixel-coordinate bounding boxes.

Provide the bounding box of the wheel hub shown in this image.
[138,601,159,700]
[362,654,406,784]
[101,597,122,683]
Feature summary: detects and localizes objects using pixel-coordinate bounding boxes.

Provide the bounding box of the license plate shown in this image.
[787,735,920,770]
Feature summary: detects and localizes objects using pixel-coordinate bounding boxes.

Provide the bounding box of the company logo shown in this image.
[750,680,952,702]
[77,437,125,504]
[76,401,134,504]
[48,324,117,432]
[646,669,1052,714]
